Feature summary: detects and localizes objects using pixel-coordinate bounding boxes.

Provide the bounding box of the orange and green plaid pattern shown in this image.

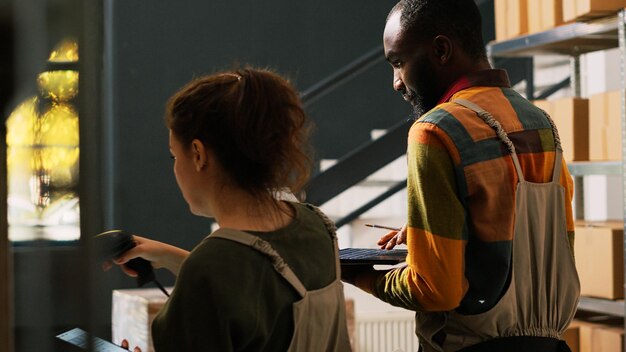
[358,71,575,313]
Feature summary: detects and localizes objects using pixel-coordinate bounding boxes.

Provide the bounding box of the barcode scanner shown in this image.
[94,230,169,297]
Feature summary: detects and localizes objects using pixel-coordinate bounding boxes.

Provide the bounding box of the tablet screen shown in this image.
[56,327,128,352]
[339,248,408,265]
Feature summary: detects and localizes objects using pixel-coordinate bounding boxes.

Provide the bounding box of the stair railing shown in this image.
[301,45,385,106]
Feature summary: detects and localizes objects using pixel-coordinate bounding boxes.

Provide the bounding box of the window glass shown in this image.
[6,39,80,241]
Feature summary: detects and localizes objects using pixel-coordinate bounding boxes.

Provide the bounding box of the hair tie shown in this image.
[223,73,242,81]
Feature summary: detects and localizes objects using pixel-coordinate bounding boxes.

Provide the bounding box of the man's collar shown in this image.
[437,69,511,104]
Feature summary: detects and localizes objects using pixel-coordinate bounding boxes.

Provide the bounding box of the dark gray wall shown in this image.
[105,0,409,256]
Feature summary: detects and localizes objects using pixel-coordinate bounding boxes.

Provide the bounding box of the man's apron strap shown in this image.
[453,98,525,181]
[453,98,564,184]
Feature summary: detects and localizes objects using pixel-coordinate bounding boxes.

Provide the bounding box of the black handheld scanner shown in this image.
[94,230,155,287]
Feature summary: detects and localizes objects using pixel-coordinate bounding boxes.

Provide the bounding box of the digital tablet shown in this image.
[56,327,128,352]
[339,248,408,265]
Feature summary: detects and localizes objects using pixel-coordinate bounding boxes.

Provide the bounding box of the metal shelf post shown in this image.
[570,55,586,220]
[618,9,626,343]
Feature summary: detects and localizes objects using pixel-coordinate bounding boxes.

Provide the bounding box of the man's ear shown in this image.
[432,35,453,65]
[191,139,208,172]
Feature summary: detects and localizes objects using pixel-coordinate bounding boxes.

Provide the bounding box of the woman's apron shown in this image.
[210,204,352,352]
[414,99,580,352]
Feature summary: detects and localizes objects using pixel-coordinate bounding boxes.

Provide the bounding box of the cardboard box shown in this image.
[592,325,624,352]
[495,0,529,40]
[563,324,580,352]
[532,99,552,115]
[589,90,622,161]
[574,222,624,299]
[495,0,508,41]
[571,316,624,352]
[510,0,529,37]
[112,288,169,352]
[564,0,626,22]
[583,175,623,221]
[345,299,357,352]
[112,288,358,352]
[535,98,589,162]
[569,319,588,352]
[528,0,564,33]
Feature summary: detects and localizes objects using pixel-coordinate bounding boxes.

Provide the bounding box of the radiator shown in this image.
[355,311,420,352]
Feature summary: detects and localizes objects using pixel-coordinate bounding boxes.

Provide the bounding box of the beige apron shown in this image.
[209,205,352,352]
[414,99,580,352]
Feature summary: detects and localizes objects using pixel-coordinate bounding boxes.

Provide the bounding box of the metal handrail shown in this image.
[300,45,385,107]
[299,44,408,228]
[534,76,570,100]
[305,118,412,206]
[335,179,406,228]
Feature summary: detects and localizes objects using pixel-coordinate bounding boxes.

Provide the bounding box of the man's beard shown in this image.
[403,60,441,119]
[404,87,434,119]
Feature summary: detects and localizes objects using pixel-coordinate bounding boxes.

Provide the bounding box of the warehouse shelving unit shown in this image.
[487,11,626,319]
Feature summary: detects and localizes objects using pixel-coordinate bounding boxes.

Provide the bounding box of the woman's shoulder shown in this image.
[290,202,334,234]
[181,233,267,277]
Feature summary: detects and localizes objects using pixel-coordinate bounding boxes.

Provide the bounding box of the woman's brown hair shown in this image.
[165,67,312,206]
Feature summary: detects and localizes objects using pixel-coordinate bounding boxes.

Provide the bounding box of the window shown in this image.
[6,39,80,241]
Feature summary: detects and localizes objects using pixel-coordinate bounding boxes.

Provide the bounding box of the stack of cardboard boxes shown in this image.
[533,98,589,162]
[589,90,622,160]
[569,221,624,352]
[532,90,622,163]
[565,0,626,22]
[495,0,626,40]
[495,0,529,41]
[574,221,624,301]
[527,0,563,34]
[565,314,624,352]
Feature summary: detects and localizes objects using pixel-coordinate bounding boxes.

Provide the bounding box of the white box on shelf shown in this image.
[112,288,170,352]
[583,175,623,221]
